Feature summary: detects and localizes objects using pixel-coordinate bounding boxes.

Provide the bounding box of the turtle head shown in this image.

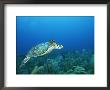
[48,40,63,49]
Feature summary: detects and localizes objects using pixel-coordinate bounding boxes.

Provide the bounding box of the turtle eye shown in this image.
[57,44,59,47]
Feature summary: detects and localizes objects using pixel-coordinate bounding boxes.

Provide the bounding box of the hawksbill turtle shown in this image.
[20,40,63,67]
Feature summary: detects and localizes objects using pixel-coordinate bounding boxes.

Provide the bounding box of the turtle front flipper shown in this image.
[19,56,31,68]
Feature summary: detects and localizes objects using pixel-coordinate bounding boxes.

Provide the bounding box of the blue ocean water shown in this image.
[16,16,94,55]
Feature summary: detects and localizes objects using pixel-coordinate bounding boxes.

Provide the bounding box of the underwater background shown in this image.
[16,16,94,74]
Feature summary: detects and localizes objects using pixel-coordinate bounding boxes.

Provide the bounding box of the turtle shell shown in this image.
[27,42,49,57]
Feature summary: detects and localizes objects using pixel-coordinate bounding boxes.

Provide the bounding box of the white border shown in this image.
[5,4,107,87]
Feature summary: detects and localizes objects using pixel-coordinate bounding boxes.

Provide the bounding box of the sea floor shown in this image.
[16,50,94,74]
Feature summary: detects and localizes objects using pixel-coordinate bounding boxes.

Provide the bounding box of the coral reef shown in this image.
[16,49,94,74]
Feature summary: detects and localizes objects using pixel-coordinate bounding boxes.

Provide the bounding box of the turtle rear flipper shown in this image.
[19,56,31,68]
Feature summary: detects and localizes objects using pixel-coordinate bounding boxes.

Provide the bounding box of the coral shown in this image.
[31,66,39,74]
[73,66,87,74]
[31,66,45,74]
[17,49,94,74]
[66,69,74,74]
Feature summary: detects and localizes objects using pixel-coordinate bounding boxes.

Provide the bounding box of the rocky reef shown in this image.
[16,49,94,74]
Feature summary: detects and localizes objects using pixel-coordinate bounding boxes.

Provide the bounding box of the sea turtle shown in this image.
[20,40,63,67]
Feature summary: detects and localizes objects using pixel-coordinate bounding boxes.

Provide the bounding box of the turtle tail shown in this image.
[19,56,30,68]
